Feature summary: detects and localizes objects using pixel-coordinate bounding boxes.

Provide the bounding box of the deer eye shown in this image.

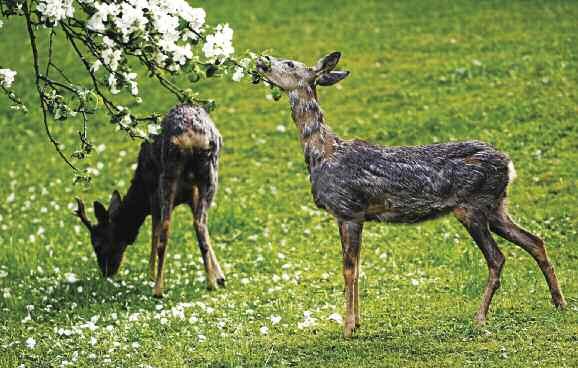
[285,61,295,68]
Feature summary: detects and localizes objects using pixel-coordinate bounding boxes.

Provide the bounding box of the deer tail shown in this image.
[171,130,211,150]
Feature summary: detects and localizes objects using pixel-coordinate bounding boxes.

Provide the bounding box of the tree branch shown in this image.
[23,0,78,171]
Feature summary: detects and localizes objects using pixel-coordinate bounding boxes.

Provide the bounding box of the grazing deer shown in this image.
[75,104,225,297]
[255,52,566,337]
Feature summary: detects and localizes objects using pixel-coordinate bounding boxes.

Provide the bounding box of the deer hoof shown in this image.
[554,297,567,310]
[207,276,226,291]
[343,318,357,338]
[343,325,355,338]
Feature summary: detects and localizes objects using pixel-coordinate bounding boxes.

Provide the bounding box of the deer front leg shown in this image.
[338,220,363,338]
[191,184,225,290]
[354,248,361,328]
[153,172,179,298]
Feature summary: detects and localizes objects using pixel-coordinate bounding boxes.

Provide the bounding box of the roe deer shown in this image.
[75,104,225,297]
[256,52,566,337]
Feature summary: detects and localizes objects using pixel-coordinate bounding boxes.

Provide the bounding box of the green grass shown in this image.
[1,0,577,367]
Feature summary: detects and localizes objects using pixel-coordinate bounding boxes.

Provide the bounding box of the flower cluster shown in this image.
[36,0,75,25]
[82,0,234,77]
[202,23,235,60]
[0,68,17,88]
[1,0,259,170]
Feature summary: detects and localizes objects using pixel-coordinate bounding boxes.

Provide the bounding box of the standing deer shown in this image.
[75,104,225,297]
[255,52,566,337]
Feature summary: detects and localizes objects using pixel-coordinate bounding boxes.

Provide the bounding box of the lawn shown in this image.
[0,0,577,367]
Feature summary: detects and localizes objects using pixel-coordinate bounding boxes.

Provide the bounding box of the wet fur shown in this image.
[257,53,566,337]
[76,104,225,296]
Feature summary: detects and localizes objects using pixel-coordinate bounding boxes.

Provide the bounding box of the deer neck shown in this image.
[288,84,337,171]
[113,173,150,247]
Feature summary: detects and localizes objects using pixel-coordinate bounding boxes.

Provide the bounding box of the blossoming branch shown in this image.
[0,0,256,180]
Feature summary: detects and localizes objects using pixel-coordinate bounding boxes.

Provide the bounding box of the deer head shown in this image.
[74,191,126,277]
[255,51,350,92]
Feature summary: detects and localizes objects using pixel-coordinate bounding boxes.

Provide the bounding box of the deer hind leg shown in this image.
[338,220,363,338]
[191,183,225,290]
[149,205,161,281]
[489,203,566,309]
[454,208,505,324]
[354,245,361,328]
[153,170,180,298]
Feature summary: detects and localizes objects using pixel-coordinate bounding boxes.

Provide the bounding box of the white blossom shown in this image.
[91,60,102,72]
[86,2,120,32]
[148,124,161,136]
[36,0,74,25]
[202,24,234,60]
[125,72,139,96]
[0,69,17,88]
[259,326,269,335]
[102,46,122,72]
[231,66,244,82]
[108,74,120,94]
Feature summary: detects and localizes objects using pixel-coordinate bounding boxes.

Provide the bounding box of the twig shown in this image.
[23,1,78,171]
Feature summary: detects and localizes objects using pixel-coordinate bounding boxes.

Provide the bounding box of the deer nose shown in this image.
[256,57,271,72]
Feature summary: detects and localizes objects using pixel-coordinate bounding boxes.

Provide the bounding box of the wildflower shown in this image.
[259,326,269,335]
[64,272,78,284]
[270,315,282,325]
[328,313,343,323]
[25,337,36,349]
[297,311,317,329]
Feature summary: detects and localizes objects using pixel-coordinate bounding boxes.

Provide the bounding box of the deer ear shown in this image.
[108,190,122,219]
[317,70,350,86]
[315,51,341,73]
[94,201,108,224]
[74,197,93,229]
